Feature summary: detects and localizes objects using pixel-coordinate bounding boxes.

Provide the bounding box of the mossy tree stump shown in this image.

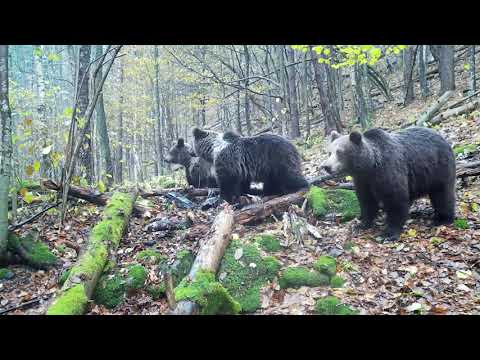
[47,191,137,315]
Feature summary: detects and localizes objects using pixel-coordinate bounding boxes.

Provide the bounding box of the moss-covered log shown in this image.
[171,206,235,315]
[46,191,137,315]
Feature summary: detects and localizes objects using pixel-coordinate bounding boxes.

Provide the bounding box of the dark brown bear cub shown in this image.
[321,127,456,242]
[192,128,309,204]
[165,138,217,188]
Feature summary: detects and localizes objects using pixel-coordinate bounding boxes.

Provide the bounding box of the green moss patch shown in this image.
[255,233,281,253]
[147,284,166,300]
[136,249,167,265]
[314,255,337,277]
[126,264,147,289]
[0,268,14,280]
[218,240,281,313]
[163,249,194,287]
[7,233,57,269]
[307,187,360,222]
[58,269,72,286]
[279,266,330,289]
[453,143,478,157]
[330,275,346,288]
[94,273,126,309]
[158,175,178,189]
[47,284,89,315]
[454,219,469,230]
[175,270,241,315]
[315,296,359,315]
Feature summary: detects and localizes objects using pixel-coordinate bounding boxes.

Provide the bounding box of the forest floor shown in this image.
[2,74,480,315]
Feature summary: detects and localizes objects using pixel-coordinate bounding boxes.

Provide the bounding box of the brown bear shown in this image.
[321,127,456,242]
[192,128,309,203]
[164,138,217,188]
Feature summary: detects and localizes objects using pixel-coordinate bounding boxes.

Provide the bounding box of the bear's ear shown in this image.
[193,128,208,139]
[349,131,362,145]
[329,130,341,142]
[177,138,185,147]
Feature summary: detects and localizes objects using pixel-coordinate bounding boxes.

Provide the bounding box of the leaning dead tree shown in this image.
[430,99,480,125]
[415,90,454,126]
[47,191,137,315]
[42,179,148,216]
[171,205,234,315]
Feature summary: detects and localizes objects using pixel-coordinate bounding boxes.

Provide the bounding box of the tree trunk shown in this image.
[47,191,138,315]
[469,45,476,95]
[243,45,252,136]
[418,45,429,98]
[235,90,242,134]
[77,45,93,184]
[351,64,369,129]
[403,45,416,105]
[310,47,342,136]
[438,45,456,96]
[0,45,12,261]
[302,52,311,139]
[33,45,52,178]
[116,57,124,184]
[285,46,301,139]
[153,45,164,176]
[94,45,113,187]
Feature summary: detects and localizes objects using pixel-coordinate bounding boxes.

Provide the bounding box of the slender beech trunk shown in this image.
[77,45,93,183]
[310,47,342,135]
[403,45,416,105]
[0,45,11,260]
[285,46,300,139]
[153,45,164,175]
[418,45,429,98]
[116,57,124,184]
[469,45,476,95]
[94,45,113,187]
[243,45,252,136]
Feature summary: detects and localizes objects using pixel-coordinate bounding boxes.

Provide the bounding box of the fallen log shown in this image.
[415,90,455,127]
[234,190,308,225]
[46,191,137,315]
[447,89,480,110]
[42,179,148,216]
[430,99,480,125]
[456,166,480,179]
[8,202,61,231]
[171,206,235,315]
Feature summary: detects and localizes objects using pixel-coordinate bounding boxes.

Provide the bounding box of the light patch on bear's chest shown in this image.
[212,133,229,159]
[209,164,217,179]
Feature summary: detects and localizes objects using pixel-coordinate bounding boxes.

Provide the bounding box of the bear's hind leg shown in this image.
[263,180,281,196]
[430,186,455,226]
[217,174,242,204]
